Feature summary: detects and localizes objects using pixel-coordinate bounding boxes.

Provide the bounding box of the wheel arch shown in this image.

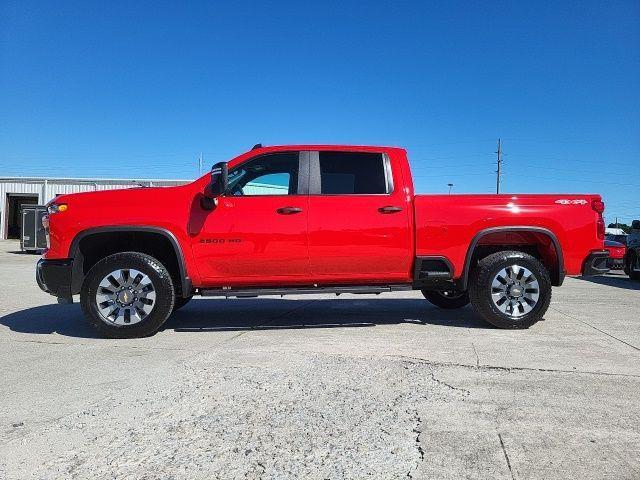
[461,226,565,289]
[69,226,192,297]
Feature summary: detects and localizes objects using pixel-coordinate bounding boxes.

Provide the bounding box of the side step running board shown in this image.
[199,284,413,298]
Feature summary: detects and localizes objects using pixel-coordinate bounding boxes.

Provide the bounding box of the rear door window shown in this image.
[318,152,390,194]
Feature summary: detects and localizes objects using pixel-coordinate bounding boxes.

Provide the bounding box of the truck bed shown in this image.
[414,193,604,279]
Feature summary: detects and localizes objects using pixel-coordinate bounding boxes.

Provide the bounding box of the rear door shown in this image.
[307,150,412,283]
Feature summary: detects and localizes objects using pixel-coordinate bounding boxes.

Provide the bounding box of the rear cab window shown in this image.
[317,151,392,195]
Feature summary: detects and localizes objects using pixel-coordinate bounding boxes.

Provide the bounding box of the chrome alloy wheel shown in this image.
[490,265,540,318]
[95,269,156,325]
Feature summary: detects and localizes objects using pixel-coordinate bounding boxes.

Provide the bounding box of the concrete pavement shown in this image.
[0,240,638,479]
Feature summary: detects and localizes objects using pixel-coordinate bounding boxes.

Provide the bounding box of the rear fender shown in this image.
[462,226,564,288]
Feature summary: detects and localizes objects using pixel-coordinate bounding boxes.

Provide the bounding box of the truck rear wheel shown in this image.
[422,290,470,309]
[469,251,551,329]
[80,252,175,338]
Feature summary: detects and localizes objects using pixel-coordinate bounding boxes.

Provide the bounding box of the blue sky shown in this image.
[1,1,639,224]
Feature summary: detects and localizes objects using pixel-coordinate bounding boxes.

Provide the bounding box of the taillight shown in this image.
[592,198,605,240]
[591,199,605,214]
[597,219,604,239]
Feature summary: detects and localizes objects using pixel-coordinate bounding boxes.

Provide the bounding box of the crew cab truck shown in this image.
[37,145,609,338]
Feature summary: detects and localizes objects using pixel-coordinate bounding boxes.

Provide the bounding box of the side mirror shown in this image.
[632,220,640,230]
[201,162,228,210]
[209,162,229,197]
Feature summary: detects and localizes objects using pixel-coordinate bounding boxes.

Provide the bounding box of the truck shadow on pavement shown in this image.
[165,298,490,333]
[0,298,490,338]
[578,274,640,290]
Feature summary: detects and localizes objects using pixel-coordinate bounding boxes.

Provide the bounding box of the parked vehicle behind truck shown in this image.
[604,240,626,270]
[37,145,609,338]
[624,220,640,280]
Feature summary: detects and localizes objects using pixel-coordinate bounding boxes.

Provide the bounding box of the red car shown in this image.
[36,145,609,338]
[604,240,626,270]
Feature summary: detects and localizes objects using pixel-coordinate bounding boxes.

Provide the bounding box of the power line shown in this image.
[506,153,639,169]
[505,164,640,179]
[501,137,640,147]
[506,173,638,188]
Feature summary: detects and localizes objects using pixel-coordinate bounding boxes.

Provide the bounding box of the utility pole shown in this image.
[495,138,503,194]
[447,183,454,195]
[198,152,204,175]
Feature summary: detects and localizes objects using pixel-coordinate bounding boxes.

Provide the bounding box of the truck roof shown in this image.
[249,144,406,153]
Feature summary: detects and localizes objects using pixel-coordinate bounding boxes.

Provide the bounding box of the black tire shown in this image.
[623,256,630,276]
[468,250,551,329]
[80,252,175,338]
[172,295,193,312]
[422,290,470,309]
[628,251,640,281]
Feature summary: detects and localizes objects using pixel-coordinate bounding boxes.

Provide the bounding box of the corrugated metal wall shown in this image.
[0,177,189,239]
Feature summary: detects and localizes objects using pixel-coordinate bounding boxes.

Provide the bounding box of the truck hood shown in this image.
[51,183,192,207]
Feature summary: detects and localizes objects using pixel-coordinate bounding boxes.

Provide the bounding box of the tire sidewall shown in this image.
[81,252,175,338]
[470,251,551,328]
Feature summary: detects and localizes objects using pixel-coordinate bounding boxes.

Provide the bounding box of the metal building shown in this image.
[0,177,190,240]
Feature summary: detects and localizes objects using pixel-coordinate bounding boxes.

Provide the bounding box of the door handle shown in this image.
[378,206,403,214]
[277,206,303,215]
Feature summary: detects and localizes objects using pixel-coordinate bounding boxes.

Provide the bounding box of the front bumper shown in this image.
[36,258,73,298]
[582,250,610,276]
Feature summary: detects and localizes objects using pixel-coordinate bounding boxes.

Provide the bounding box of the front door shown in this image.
[307,150,412,283]
[191,151,310,285]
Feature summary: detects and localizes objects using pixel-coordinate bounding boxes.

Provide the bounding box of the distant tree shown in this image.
[608,223,631,233]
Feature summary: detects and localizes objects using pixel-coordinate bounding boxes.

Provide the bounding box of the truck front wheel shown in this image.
[422,290,470,309]
[80,252,175,338]
[469,251,551,329]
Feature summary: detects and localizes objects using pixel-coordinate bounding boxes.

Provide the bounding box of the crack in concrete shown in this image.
[3,338,206,353]
[405,408,424,479]
[471,341,480,367]
[427,370,470,396]
[551,306,640,352]
[498,433,515,480]
[392,355,640,379]
[6,339,68,346]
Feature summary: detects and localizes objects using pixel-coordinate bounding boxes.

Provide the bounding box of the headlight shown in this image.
[47,203,68,214]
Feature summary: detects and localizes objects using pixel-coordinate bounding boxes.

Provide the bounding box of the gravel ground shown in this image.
[0,240,639,479]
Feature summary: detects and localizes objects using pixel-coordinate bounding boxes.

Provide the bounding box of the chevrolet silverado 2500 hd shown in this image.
[37,145,609,338]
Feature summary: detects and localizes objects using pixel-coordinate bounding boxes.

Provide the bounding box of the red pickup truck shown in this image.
[37,145,609,338]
